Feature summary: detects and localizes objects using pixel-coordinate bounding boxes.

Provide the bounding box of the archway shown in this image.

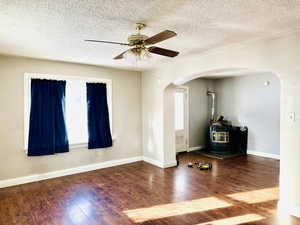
[163,68,281,166]
[162,67,285,218]
[142,34,300,218]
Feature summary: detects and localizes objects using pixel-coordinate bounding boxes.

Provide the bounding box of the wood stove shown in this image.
[209,124,248,155]
[206,91,248,157]
[209,124,231,154]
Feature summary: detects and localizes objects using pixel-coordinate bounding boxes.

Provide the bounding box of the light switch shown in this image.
[289,112,296,122]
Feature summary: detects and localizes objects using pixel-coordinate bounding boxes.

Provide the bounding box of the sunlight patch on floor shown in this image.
[227,187,279,204]
[195,213,265,225]
[123,197,231,223]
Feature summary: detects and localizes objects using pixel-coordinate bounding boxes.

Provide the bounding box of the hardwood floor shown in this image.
[0,152,300,225]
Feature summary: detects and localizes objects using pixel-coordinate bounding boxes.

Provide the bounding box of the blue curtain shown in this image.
[87,83,112,149]
[28,79,69,156]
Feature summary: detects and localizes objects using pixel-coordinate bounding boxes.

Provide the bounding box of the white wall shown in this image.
[215,73,280,155]
[142,32,300,216]
[142,75,161,163]
[163,85,177,166]
[184,79,214,149]
[0,55,142,180]
[183,73,280,156]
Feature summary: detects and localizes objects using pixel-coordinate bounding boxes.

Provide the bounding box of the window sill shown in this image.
[24,136,116,151]
[70,136,116,149]
[69,143,87,149]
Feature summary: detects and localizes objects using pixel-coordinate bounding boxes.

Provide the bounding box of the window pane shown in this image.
[174,92,184,130]
[66,80,88,144]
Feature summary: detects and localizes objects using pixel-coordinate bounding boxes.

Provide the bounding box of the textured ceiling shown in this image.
[1,0,300,71]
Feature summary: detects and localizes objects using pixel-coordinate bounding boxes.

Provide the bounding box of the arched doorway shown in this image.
[164,68,280,165]
[161,68,286,221]
[142,35,300,217]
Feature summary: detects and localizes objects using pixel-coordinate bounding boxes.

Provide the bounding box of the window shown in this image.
[66,79,88,145]
[24,73,112,149]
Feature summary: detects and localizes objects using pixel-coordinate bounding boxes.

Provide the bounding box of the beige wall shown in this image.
[0,55,142,180]
[142,32,300,216]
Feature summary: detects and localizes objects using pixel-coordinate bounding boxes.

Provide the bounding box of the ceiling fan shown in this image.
[85,23,179,60]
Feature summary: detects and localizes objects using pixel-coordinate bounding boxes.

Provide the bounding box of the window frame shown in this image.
[24,72,113,150]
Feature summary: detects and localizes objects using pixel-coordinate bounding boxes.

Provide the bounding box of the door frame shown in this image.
[174,85,190,152]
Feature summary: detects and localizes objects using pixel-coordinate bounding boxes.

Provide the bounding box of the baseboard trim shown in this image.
[0,155,180,188]
[142,156,164,168]
[290,206,300,218]
[142,157,177,168]
[164,161,178,168]
[247,150,280,160]
[0,156,142,188]
[189,146,205,152]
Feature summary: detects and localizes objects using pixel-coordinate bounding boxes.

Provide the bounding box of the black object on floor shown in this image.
[176,153,180,166]
[187,162,193,168]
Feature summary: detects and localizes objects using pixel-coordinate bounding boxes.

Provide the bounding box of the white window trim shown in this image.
[24,72,113,151]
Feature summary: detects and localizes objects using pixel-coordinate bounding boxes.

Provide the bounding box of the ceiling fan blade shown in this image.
[85,40,129,46]
[144,30,177,45]
[148,47,179,57]
[114,50,128,60]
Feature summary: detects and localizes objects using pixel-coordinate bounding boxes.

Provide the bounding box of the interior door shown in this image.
[174,89,188,152]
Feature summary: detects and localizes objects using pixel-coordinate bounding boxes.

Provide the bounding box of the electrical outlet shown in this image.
[289,112,296,122]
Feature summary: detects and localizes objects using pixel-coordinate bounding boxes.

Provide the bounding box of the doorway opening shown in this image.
[166,71,280,164]
[174,87,189,153]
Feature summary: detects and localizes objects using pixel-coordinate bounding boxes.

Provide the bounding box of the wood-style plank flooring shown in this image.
[0,152,300,225]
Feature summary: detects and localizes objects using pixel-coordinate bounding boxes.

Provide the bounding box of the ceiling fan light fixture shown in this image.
[141,48,151,60]
[124,47,151,62]
[85,23,179,61]
[123,48,138,62]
